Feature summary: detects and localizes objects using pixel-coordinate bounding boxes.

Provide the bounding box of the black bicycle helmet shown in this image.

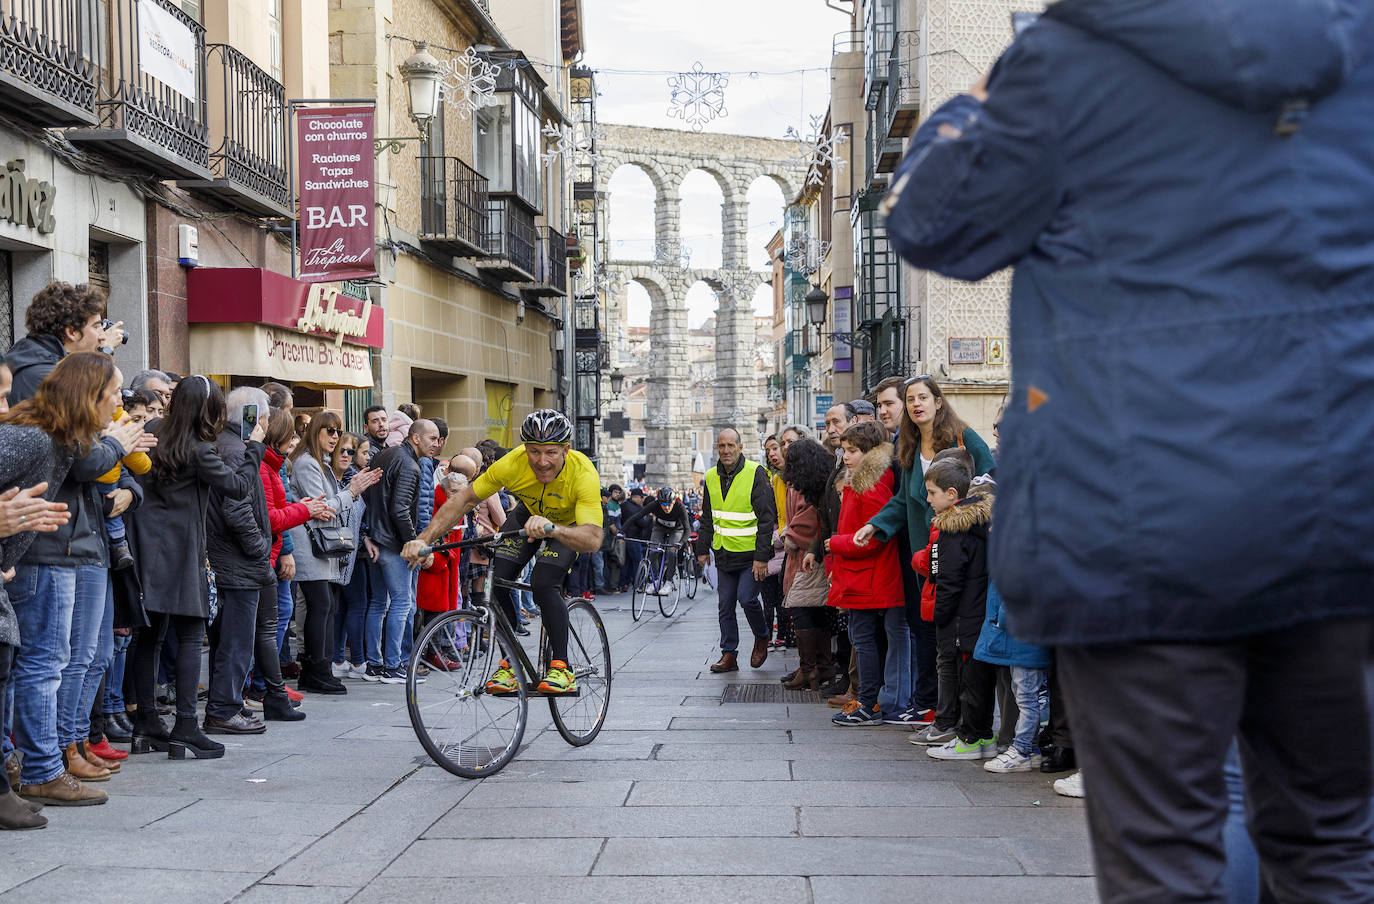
[521,408,573,445]
[657,486,675,505]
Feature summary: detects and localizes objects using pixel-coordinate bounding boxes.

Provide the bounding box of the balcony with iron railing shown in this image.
[177,43,288,216]
[521,224,567,297]
[862,314,904,393]
[0,0,99,124]
[419,156,489,258]
[66,0,210,179]
[863,0,894,111]
[477,196,537,282]
[885,31,920,140]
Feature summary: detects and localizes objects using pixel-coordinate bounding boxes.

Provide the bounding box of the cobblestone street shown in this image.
[0,589,1096,903]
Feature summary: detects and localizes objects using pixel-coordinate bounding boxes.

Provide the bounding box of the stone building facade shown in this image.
[596,124,807,489]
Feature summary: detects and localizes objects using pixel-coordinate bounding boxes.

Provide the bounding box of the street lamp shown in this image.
[609,368,625,399]
[374,42,445,156]
[805,284,829,326]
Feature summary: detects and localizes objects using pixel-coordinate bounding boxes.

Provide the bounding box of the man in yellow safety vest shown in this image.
[695,427,777,673]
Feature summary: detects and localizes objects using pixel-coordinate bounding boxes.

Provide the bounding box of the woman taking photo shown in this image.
[254,408,321,720]
[287,412,379,694]
[3,353,136,810]
[329,432,370,679]
[129,376,267,760]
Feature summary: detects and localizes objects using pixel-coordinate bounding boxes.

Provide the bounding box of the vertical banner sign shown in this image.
[832,286,853,372]
[485,382,514,446]
[137,0,197,99]
[296,106,377,283]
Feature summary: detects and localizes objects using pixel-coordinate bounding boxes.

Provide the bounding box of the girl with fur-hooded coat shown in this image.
[827,442,903,610]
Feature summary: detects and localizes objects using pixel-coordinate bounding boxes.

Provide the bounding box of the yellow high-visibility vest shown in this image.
[705,459,760,553]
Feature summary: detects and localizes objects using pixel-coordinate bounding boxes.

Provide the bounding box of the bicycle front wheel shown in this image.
[630,558,650,621]
[548,598,612,746]
[407,610,528,779]
[659,572,681,617]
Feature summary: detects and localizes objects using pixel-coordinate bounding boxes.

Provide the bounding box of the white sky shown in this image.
[580,0,843,328]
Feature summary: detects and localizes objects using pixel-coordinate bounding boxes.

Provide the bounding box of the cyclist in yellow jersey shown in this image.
[402,409,602,694]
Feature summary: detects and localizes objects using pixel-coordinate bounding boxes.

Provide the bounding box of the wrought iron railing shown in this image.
[862,316,904,392]
[536,225,567,290]
[91,0,209,169]
[574,295,599,331]
[832,29,863,54]
[204,43,287,208]
[884,31,920,138]
[0,0,99,122]
[484,197,536,276]
[420,155,489,251]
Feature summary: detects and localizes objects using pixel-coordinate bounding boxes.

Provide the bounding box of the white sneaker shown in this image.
[1054,771,1085,798]
[984,747,1033,773]
[331,661,349,679]
[346,663,369,681]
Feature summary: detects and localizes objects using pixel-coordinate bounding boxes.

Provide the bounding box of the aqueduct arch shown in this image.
[599,124,807,488]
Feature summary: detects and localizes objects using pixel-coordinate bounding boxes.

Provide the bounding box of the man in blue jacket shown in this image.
[883,3,1374,901]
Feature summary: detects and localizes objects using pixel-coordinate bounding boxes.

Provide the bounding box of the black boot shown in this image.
[263,691,306,721]
[104,712,133,744]
[298,660,346,695]
[130,710,171,755]
[167,716,225,760]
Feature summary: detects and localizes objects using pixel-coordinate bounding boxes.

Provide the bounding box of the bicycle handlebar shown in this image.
[419,523,555,556]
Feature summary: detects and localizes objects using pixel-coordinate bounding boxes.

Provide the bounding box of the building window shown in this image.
[477,54,545,212]
[691,433,698,452]
[475,105,512,191]
[268,0,283,81]
[88,240,111,291]
[178,0,202,22]
[637,437,645,456]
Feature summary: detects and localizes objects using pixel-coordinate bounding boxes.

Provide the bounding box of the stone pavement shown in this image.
[0,587,1096,903]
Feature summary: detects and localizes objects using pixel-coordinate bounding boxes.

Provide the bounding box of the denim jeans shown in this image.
[334,559,368,666]
[368,547,416,670]
[103,633,131,713]
[715,565,767,654]
[1009,665,1048,755]
[9,564,78,785]
[519,559,536,613]
[877,605,911,714]
[58,565,110,749]
[622,538,643,590]
[847,608,886,707]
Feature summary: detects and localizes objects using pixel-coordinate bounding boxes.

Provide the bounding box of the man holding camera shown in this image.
[6,282,127,406]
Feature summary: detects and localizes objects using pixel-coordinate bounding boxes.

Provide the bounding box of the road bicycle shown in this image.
[626,537,682,621]
[406,528,611,778]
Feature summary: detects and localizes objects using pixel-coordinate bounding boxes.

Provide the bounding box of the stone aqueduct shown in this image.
[596,124,809,488]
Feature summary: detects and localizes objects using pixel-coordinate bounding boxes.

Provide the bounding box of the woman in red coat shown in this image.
[826,421,905,726]
[254,409,318,718]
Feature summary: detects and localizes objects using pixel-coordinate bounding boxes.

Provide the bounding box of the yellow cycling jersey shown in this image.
[470,444,604,528]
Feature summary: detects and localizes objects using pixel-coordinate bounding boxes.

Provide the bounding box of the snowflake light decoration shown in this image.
[667,62,729,132]
[786,115,849,187]
[540,121,604,175]
[714,271,760,305]
[786,236,831,274]
[440,47,500,119]
[653,237,691,269]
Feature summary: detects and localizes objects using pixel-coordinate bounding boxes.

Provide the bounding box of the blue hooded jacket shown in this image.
[883,0,1374,645]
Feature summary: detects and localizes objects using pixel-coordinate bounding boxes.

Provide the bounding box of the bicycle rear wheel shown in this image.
[407,610,528,778]
[684,555,700,600]
[546,599,612,746]
[630,558,650,621]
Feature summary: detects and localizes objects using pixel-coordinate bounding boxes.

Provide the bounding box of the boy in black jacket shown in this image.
[919,459,998,761]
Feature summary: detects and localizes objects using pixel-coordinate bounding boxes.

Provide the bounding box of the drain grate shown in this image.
[721,683,822,704]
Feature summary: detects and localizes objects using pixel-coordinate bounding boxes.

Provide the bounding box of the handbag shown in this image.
[783,562,830,608]
[306,520,355,559]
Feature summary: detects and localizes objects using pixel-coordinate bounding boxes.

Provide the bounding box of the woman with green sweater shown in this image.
[854,376,994,725]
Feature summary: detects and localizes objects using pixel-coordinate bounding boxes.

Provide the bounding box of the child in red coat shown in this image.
[827,421,906,726]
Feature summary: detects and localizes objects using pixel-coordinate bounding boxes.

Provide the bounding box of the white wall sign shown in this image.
[138,0,197,100]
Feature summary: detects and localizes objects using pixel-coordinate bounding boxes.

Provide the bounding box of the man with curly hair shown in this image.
[7,282,114,405]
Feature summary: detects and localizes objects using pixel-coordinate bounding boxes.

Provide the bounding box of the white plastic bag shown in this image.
[703,560,718,591]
